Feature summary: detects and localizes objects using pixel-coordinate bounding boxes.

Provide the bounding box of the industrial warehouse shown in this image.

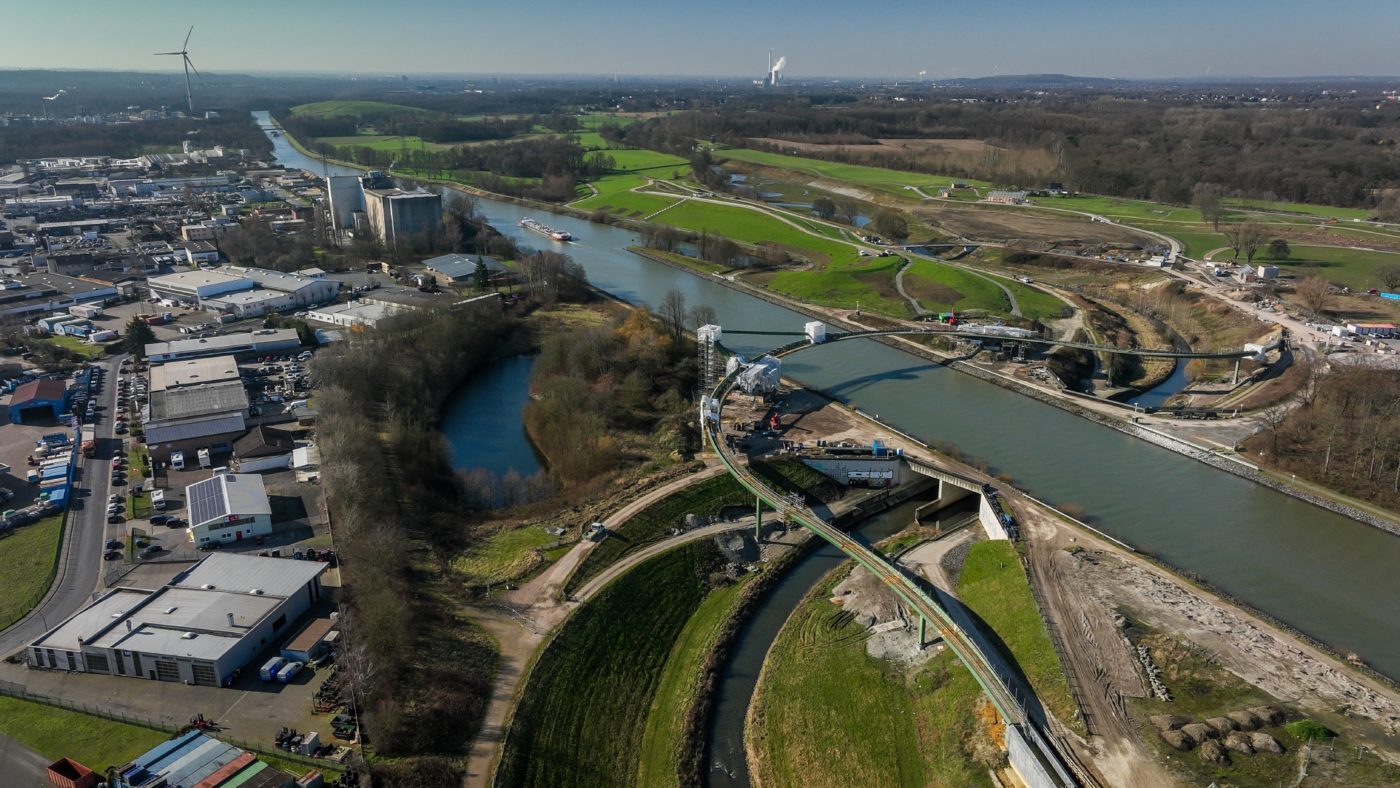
[25,553,327,687]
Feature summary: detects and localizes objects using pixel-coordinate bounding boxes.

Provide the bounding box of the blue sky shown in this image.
[4,0,1399,79]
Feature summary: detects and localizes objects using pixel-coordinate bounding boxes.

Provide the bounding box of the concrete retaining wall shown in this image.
[1006,724,1067,788]
[979,494,1010,540]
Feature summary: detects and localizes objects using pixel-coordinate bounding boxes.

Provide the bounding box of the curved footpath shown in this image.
[464,464,728,788]
[0,355,122,658]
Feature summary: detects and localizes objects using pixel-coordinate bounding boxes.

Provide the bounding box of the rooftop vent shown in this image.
[201,584,215,590]
[251,588,264,595]
[163,606,177,614]
[181,632,197,639]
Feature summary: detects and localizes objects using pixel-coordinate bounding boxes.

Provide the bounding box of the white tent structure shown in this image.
[736,355,782,395]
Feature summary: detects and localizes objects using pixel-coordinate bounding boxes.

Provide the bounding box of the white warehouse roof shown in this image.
[185,472,271,527]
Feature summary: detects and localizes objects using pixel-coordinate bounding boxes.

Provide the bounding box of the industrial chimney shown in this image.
[226,612,235,627]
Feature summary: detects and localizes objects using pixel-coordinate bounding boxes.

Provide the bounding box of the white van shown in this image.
[260,656,286,682]
[151,489,166,511]
[170,451,185,471]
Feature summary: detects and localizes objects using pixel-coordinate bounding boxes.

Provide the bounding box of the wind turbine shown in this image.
[41,89,66,118]
[155,26,200,115]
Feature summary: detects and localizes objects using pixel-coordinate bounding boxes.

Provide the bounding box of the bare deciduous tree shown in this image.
[1193,183,1224,230]
[1224,221,1267,265]
[1295,276,1331,317]
[1378,263,1400,292]
[659,288,687,340]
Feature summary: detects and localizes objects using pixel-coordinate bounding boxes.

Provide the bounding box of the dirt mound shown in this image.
[1150,714,1191,733]
[1227,710,1263,731]
[1159,729,1193,751]
[1223,731,1256,755]
[1248,705,1287,726]
[1204,716,1240,735]
[1198,739,1229,765]
[1250,731,1285,754]
[1181,722,1216,744]
[831,566,903,628]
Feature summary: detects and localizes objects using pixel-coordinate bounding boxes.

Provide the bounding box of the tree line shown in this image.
[0,114,272,163]
[312,304,524,770]
[621,99,1400,210]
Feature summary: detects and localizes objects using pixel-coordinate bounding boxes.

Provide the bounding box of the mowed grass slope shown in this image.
[749,572,994,788]
[452,525,561,586]
[0,695,169,773]
[496,543,719,788]
[763,255,910,316]
[563,474,749,596]
[902,259,1009,314]
[637,577,751,787]
[0,515,65,629]
[956,540,1079,731]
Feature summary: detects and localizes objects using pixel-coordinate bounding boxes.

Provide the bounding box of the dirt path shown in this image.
[462,464,728,786]
[1014,491,1400,781]
[1014,498,1173,788]
[573,517,756,602]
[898,528,974,591]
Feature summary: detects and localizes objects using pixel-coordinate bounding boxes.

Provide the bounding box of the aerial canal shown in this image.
[259,111,1400,682]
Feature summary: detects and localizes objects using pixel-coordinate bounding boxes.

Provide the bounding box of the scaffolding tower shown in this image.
[696,324,724,394]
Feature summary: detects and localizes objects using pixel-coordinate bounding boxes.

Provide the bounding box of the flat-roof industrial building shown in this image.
[145,328,301,363]
[27,553,326,687]
[148,354,241,392]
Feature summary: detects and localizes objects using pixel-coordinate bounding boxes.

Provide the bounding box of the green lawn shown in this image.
[0,514,64,630]
[1226,198,1371,221]
[955,540,1079,732]
[649,200,861,266]
[1253,244,1400,290]
[563,474,750,596]
[1001,277,1073,321]
[764,255,910,317]
[750,571,994,788]
[0,695,169,773]
[637,577,751,787]
[46,335,105,359]
[573,172,679,217]
[452,525,560,586]
[497,543,721,788]
[291,99,438,118]
[901,259,1008,315]
[598,149,688,172]
[715,148,987,196]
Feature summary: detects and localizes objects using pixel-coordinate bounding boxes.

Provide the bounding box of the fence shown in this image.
[0,678,347,775]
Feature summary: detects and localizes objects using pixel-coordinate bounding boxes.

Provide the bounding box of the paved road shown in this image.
[0,732,49,786]
[0,355,122,657]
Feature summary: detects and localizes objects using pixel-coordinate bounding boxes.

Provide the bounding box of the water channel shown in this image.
[257,106,1400,704]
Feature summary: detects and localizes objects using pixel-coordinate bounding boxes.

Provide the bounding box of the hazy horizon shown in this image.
[4,0,1399,81]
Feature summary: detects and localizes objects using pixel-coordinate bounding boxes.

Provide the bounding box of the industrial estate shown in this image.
[2,11,1400,788]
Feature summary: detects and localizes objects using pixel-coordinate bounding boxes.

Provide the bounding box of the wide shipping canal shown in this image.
[256,112,1400,681]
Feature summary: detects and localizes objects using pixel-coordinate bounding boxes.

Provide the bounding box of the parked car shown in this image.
[165,517,188,528]
[108,513,124,524]
[198,541,222,552]
[139,545,161,559]
[104,549,122,561]
[105,539,122,550]
[149,514,170,525]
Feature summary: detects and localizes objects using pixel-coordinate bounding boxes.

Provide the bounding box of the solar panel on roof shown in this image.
[187,476,229,526]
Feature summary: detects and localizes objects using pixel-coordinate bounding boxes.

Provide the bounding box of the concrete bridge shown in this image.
[702,346,1087,786]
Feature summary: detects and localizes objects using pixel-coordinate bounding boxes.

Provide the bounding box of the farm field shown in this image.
[715,147,986,196]
[599,148,688,172]
[0,514,64,630]
[749,571,994,788]
[316,134,454,152]
[496,543,722,788]
[955,540,1079,731]
[637,576,751,787]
